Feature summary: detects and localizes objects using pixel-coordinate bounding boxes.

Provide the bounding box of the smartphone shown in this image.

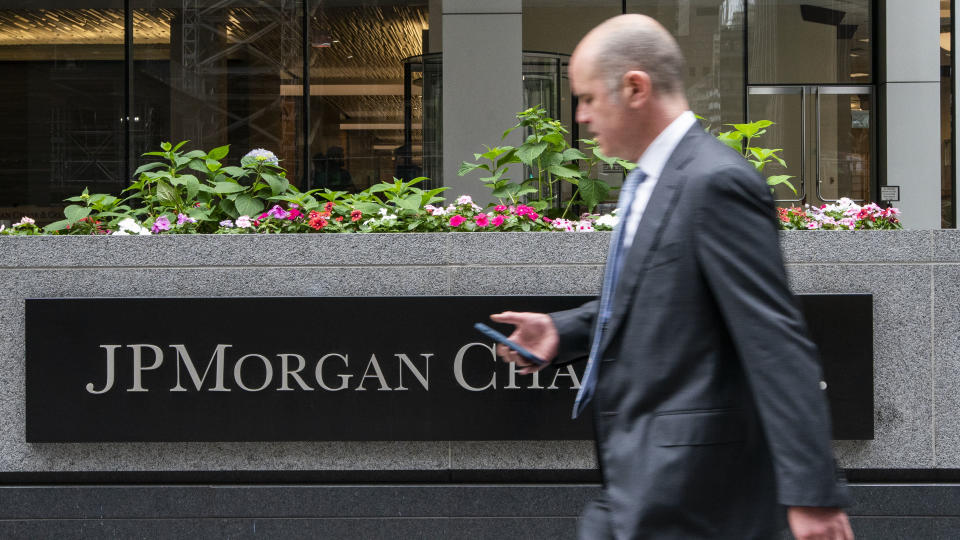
[473,322,546,366]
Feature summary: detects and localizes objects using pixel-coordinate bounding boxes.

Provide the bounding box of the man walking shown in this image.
[491,14,852,540]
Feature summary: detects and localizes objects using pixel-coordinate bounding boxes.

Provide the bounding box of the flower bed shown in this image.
[778,198,902,230]
[0,140,900,236]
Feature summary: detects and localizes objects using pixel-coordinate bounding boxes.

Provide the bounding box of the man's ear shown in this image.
[622,70,652,108]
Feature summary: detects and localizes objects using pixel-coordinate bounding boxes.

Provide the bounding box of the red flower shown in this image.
[324,201,335,212]
[308,210,328,230]
[336,216,344,222]
[350,209,363,222]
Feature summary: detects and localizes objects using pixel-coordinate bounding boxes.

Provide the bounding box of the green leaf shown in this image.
[133,162,165,176]
[183,176,201,200]
[458,162,487,176]
[562,148,588,161]
[517,142,548,165]
[479,146,511,161]
[206,145,230,161]
[766,175,797,194]
[188,159,210,174]
[234,194,264,217]
[64,205,91,223]
[182,150,206,159]
[262,173,289,195]
[577,177,612,212]
[729,120,773,138]
[171,141,189,152]
[542,132,565,147]
[212,182,246,194]
[155,180,181,207]
[716,131,744,152]
[218,198,237,218]
[160,142,172,152]
[220,166,247,178]
[44,219,71,232]
[547,164,581,178]
[170,174,199,187]
[368,183,393,193]
[395,193,422,213]
[353,202,382,215]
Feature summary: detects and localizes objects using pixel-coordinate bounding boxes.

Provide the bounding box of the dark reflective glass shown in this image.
[0,2,125,225]
[132,1,305,184]
[627,0,746,128]
[749,0,873,85]
[307,1,430,191]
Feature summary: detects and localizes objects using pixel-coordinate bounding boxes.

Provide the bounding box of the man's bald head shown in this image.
[574,14,686,99]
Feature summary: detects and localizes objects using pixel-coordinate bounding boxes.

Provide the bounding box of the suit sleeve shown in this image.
[549,299,599,365]
[694,164,850,508]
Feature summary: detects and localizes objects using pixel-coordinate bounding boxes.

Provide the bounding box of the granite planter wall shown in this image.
[0,230,955,477]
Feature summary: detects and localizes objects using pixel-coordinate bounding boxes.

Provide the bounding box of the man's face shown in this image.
[570,57,634,162]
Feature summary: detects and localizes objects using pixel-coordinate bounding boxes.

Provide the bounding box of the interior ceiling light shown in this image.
[850,73,868,78]
[941,32,951,52]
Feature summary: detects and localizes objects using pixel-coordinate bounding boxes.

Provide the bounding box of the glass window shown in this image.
[941,0,953,227]
[0,2,125,225]
[749,0,873,85]
[627,0,746,129]
[132,1,305,185]
[307,1,431,192]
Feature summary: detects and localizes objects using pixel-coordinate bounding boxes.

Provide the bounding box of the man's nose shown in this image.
[575,106,589,124]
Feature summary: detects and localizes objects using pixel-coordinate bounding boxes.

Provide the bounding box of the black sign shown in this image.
[25,295,872,442]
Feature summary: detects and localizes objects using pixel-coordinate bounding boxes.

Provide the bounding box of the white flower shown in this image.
[116,218,151,235]
[456,195,473,205]
[576,222,595,232]
[111,230,130,236]
[235,215,252,228]
[16,217,35,226]
[595,214,619,228]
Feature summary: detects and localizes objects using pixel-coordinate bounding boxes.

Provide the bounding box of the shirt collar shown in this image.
[635,111,698,180]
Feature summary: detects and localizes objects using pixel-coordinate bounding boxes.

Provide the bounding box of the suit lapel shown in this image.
[599,126,702,350]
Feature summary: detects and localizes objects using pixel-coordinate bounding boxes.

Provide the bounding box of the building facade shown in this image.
[0,0,952,228]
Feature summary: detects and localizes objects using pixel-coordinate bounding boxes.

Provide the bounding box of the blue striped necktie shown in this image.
[572,168,648,419]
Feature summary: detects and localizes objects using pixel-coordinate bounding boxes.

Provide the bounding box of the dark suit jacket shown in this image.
[551,125,850,539]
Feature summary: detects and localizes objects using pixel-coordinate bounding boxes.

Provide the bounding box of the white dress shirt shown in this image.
[621,111,698,249]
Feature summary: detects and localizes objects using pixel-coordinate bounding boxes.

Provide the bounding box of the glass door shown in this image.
[748,85,874,206]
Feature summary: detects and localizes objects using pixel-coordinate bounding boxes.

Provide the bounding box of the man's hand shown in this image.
[788,506,853,540]
[488,311,559,374]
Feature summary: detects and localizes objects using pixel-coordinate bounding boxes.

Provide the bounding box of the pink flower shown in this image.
[542,216,553,223]
[287,207,303,220]
[449,215,465,227]
[475,213,490,227]
[494,204,507,213]
[527,212,539,221]
[515,204,534,216]
[491,215,505,227]
[151,215,171,233]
